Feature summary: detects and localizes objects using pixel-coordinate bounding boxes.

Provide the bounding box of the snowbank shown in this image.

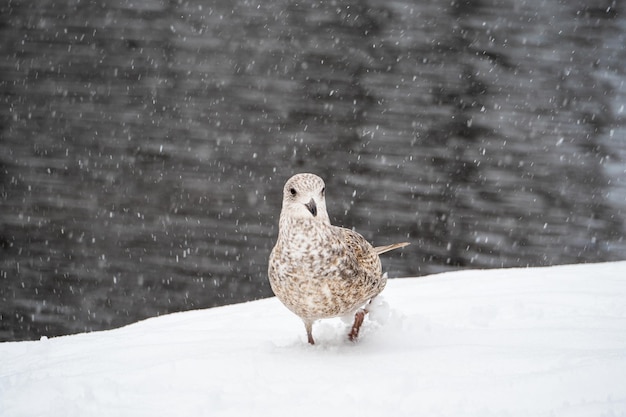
[1,262,626,417]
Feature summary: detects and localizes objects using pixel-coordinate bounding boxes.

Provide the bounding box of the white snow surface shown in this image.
[2,262,626,417]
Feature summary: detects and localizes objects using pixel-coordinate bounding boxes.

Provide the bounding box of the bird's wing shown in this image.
[336,227,382,278]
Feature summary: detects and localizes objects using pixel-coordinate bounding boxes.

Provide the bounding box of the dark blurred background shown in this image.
[1,0,625,341]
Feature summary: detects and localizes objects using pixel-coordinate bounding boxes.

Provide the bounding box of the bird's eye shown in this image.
[289,187,297,196]
[321,187,325,196]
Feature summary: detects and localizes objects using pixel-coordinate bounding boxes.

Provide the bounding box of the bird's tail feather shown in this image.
[374,242,410,255]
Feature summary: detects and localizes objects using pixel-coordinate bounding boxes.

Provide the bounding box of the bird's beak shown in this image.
[304,198,317,217]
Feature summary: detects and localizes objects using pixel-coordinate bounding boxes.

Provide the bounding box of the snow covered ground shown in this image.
[1,262,626,417]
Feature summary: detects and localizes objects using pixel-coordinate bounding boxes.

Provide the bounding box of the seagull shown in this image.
[268,173,409,344]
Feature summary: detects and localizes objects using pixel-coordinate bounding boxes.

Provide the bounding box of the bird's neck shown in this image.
[278,216,326,240]
[279,214,312,230]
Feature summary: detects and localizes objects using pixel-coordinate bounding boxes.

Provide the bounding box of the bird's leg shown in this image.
[348,298,376,342]
[348,309,366,342]
[304,320,315,345]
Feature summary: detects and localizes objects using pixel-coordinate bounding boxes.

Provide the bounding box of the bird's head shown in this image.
[280,173,330,224]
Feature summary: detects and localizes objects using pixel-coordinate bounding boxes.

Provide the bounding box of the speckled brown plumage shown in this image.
[268,173,409,344]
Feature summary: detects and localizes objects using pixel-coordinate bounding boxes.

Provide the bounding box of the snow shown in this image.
[2,262,626,417]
